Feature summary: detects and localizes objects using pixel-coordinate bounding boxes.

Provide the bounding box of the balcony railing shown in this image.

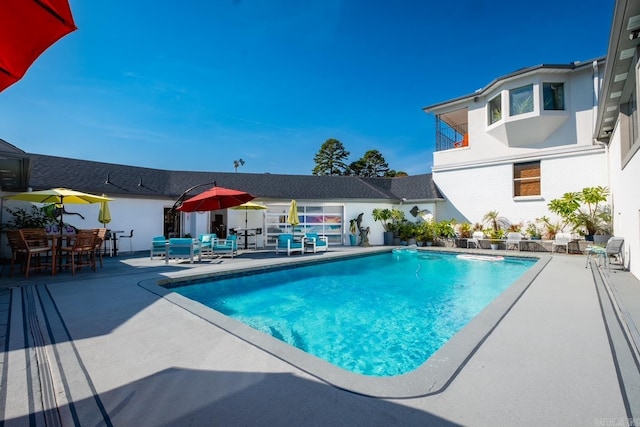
[435,114,468,152]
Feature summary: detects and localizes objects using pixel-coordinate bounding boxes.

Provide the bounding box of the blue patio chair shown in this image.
[150,236,167,260]
[276,233,303,256]
[303,232,328,253]
[165,238,201,264]
[212,234,238,258]
[198,233,217,258]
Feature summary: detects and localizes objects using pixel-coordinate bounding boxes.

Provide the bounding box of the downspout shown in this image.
[591,59,612,230]
[592,59,599,135]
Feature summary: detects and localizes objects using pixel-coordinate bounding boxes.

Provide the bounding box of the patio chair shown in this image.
[93,228,108,268]
[59,230,97,275]
[505,232,523,251]
[586,237,624,269]
[9,229,54,278]
[276,233,303,256]
[467,231,484,249]
[150,236,168,259]
[165,238,201,264]
[552,232,572,254]
[198,233,217,258]
[212,235,238,258]
[303,233,328,253]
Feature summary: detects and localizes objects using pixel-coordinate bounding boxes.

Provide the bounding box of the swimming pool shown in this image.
[166,251,537,378]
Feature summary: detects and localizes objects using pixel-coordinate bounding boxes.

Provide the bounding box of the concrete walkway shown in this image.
[0,247,638,426]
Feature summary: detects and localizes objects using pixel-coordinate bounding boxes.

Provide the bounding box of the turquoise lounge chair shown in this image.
[165,238,201,264]
[150,236,167,259]
[212,235,238,258]
[198,233,217,258]
[303,233,328,253]
[276,233,303,256]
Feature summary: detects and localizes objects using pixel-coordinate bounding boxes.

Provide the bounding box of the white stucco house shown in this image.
[0,0,637,279]
[592,0,640,278]
[423,59,608,228]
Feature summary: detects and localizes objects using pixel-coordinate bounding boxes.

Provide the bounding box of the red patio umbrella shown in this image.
[176,186,255,213]
[0,0,77,92]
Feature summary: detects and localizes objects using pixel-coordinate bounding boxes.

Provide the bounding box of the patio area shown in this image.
[0,246,638,426]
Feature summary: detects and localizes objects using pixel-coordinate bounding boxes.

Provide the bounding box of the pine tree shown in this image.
[312,139,350,175]
[350,149,389,177]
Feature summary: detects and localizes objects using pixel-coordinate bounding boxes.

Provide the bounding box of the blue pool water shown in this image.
[171,252,536,377]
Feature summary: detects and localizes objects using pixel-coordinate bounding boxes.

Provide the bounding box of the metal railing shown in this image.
[435,116,468,151]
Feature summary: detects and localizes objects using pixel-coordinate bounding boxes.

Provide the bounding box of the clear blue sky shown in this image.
[0,0,614,176]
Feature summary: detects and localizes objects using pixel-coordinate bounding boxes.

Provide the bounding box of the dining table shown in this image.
[47,233,74,275]
[235,228,257,249]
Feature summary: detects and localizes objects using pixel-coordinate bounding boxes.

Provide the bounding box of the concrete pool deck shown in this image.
[0,246,639,426]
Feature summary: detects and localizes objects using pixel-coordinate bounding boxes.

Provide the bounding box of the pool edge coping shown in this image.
[138,249,551,398]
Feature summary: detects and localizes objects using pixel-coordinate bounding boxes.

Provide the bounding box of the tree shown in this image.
[349,149,389,177]
[312,139,350,176]
[384,170,408,177]
[233,159,245,172]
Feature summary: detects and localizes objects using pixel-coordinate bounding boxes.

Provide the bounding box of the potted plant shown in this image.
[436,219,456,247]
[525,221,542,240]
[485,228,505,250]
[548,186,611,241]
[416,220,435,246]
[372,208,405,245]
[397,221,415,246]
[349,218,358,246]
[537,216,562,240]
[482,210,507,250]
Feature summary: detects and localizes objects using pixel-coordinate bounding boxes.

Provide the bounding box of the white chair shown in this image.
[552,232,572,254]
[586,237,624,269]
[467,231,484,249]
[505,232,523,251]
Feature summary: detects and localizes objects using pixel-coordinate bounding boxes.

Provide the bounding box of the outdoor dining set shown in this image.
[6,227,110,278]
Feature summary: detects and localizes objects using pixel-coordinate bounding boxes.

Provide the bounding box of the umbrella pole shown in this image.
[244,210,248,250]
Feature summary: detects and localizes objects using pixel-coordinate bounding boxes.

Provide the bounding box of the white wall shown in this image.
[607,129,640,276]
[1,195,173,257]
[434,149,608,227]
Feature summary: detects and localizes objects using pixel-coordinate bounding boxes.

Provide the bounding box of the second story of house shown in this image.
[423,58,607,172]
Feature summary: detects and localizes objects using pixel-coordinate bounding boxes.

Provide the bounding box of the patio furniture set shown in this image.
[152,232,329,262]
[151,234,239,264]
[275,233,328,256]
[6,227,110,278]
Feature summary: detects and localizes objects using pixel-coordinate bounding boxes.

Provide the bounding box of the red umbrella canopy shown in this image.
[0,0,77,92]
[177,186,255,212]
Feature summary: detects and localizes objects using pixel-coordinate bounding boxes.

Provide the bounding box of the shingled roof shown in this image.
[26,153,444,202]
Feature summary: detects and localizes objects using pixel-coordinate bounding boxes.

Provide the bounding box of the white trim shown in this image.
[432,145,605,173]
